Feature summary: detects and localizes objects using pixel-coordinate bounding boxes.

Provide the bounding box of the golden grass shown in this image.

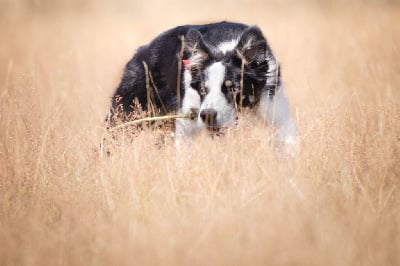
[1,1,400,265]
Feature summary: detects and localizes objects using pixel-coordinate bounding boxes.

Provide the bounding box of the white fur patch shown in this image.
[204,62,226,96]
[181,70,200,114]
[200,62,235,127]
[258,85,297,148]
[217,39,239,54]
[176,69,203,138]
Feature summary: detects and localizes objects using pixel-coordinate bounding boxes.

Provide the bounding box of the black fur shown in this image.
[110,21,278,120]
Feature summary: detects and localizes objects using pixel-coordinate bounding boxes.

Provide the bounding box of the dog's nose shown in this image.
[200,108,217,126]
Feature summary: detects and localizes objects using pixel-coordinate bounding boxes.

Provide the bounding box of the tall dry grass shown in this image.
[1,1,399,265]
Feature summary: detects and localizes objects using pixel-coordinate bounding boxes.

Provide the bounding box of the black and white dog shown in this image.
[109,22,297,151]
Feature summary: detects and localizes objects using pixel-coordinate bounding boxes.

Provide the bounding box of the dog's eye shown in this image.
[224,80,233,88]
[222,80,237,94]
[224,58,233,64]
[224,80,239,93]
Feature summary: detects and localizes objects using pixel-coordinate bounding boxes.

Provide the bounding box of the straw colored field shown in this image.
[1,1,399,265]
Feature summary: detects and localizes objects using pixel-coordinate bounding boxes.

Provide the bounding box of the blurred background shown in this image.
[1,0,399,119]
[1,1,399,265]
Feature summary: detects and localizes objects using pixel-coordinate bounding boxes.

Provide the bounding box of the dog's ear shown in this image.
[185,29,210,65]
[236,26,267,64]
[185,29,207,53]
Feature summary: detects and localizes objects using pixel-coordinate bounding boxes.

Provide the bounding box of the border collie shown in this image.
[108,21,297,152]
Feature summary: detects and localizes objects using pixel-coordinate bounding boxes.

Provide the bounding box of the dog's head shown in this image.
[182,26,276,131]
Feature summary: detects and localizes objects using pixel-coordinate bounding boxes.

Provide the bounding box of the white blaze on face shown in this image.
[201,62,235,127]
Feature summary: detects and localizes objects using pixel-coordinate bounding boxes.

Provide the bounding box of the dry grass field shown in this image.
[1,0,400,265]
